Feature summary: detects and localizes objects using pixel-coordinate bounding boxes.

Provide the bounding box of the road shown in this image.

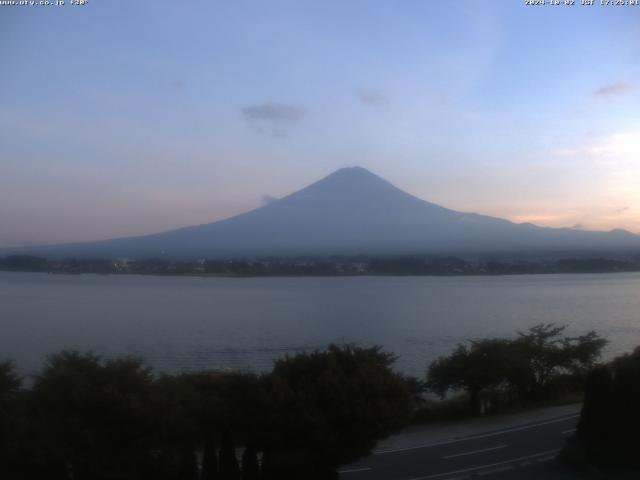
[339,413,579,480]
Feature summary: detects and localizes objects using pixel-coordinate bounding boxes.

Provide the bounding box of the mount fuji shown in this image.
[15,167,640,258]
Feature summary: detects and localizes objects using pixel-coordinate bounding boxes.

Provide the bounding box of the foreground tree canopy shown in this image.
[426,323,607,411]
[264,345,412,475]
[572,346,640,467]
[0,345,413,480]
[0,326,612,479]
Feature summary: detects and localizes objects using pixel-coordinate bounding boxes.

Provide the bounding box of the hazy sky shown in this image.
[1,1,639,246]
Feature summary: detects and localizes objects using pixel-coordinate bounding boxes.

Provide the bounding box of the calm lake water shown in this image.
[1,271,640,378]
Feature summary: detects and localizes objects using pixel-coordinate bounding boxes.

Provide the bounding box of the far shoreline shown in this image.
[2,268,640,280]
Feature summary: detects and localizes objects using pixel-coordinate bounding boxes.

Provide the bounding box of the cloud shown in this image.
[553,131,640,233]
[555,144,609,158]
[260,194,279,205]
[593,81,634,98]
[242,102,307,136]
[511,213,568,225]
[555,131,640,159]
[355,88,385,106]
[170,80,185,91]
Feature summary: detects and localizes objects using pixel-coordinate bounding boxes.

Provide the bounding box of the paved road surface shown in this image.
[339,412,579,480]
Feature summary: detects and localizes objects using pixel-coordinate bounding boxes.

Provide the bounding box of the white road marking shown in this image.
[407,448,561,480]
[478,465,513,476]
[374,414,578,454]
[338,466,372,474]
[443,444,507,459]
[535,455,556,463]
[561,428,576,435]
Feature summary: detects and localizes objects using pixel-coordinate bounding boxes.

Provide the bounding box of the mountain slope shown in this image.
[17,167,640,258]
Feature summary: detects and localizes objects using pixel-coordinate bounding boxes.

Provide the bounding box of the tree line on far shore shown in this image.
[2,253,640,277]
[0,324,620,480]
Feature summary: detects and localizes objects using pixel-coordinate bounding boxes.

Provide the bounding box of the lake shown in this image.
[1,271,639,378]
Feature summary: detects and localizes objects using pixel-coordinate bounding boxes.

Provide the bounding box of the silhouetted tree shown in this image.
[511,324,606,399]
[569,346,640,468]
[609,347,640,463]
[427,324,607,409]
[0,345,414,479]
[263,344,413,477]
[0,361,22,476]
[184,371,265,479]
[219,432,240,480]
[576,365,613,464]
[149,374,201,480]
[241,444,260,480]
[179,448,199,480]
[427,339,513,412]
[27,351,157,480]
[201,436,219,480]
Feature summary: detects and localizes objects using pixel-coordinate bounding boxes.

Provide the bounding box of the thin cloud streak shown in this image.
[355,88,385,106]
[242,102,307,124]
[593,81,634,98]
[242,102,307,137]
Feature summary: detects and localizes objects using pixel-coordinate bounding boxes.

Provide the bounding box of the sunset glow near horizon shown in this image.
[1,1,639,246]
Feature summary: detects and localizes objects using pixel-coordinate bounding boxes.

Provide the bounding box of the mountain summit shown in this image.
[20,167,640,258]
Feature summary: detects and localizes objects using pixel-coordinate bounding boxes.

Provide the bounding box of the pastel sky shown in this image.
[1,0,639,246]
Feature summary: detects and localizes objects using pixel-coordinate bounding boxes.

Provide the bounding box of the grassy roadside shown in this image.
[409,390,584,426]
